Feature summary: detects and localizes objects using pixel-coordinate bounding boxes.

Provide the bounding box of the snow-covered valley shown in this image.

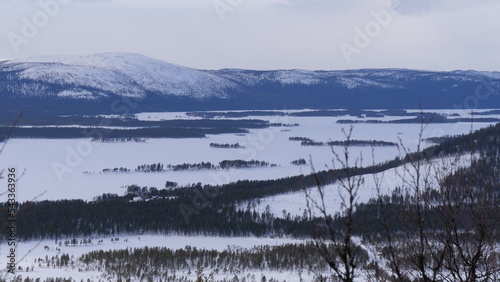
[0,110,491,202]
[0,108,498,281]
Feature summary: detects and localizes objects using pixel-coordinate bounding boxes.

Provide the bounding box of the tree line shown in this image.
[209,143,244,149]
[289,136,397,147]
[99,160,277,174]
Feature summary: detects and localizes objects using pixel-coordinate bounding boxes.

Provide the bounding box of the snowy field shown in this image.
[0,110,494,202]
[249,154,476,219]
[0,235,309,281]
[0,109,497,281]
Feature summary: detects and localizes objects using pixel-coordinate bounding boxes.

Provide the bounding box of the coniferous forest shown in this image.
[3,123,499,237]
[2,121,500,281]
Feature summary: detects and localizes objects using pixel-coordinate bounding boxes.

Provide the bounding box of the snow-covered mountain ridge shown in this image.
[1,52,499,113]
[2,53,239,99]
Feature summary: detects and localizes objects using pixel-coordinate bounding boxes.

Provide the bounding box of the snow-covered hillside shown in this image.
[2,53,238,99]
[0,235,308,282]
[248,154,477,219]
[1,52,499,113]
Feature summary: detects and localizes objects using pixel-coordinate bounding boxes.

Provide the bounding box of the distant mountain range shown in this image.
[1,52,499,117]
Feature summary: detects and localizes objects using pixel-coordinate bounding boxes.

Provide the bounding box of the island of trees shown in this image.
[289,136,397,147]
[291,158,307,165]
[209,143,245,149]
[98,159,278,174]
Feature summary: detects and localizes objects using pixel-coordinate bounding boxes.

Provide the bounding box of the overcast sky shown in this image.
[0,0,499,71]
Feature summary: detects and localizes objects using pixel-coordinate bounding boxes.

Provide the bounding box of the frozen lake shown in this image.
[0,110,495,202]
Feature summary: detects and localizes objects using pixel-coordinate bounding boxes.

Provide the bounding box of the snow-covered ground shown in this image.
[10,53,237,99]
[249,154,476,218]
[0,235,309,281]
[0,112,494,202]
[0,110,496,281]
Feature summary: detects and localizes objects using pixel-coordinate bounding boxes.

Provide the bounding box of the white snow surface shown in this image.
[5,53,237,99]
[3,53,493,101]
[0,235,307,281]
[0,112,493,202]
[250,154,477,219]
[0,110,496,281]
